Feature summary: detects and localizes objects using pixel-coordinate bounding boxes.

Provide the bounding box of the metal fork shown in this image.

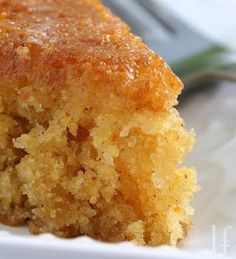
[103,0,236,93]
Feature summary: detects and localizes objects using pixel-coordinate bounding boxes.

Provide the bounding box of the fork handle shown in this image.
[183,71,236,89]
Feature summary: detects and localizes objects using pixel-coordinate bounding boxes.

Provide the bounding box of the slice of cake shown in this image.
[0,0,197,246]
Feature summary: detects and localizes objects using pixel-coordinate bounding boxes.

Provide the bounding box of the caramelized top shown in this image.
[0,0,182,110]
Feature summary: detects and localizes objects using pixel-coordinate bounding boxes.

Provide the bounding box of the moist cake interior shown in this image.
[0,84,196,245]
[0,0,197,246]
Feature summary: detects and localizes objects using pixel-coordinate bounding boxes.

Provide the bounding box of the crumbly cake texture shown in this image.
[0,0,197,246]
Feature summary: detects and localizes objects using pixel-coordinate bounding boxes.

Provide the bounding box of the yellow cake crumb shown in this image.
[0,0,198,246]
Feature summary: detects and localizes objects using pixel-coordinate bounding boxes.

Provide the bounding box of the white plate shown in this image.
[0,231,215,259]
[1,83,236,259]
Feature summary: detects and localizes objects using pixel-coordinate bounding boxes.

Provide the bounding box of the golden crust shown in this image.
[0,0,196,246]
[0,0,182,111]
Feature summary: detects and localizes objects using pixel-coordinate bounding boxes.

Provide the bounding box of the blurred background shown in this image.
[158,0,236,50]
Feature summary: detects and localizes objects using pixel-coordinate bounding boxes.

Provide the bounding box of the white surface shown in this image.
[180,83,236,258]
[1,1,236,259]
[0,233,221,259]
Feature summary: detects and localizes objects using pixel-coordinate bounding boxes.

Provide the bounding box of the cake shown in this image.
[0,0,197,246]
